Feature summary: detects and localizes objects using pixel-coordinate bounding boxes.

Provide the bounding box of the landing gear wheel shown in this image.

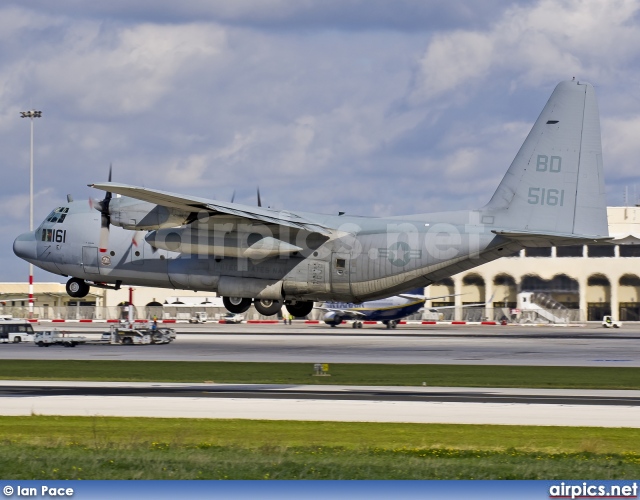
[357,322,363,329]
[391,321,397,329]
[285,301,314,318]
[254,299,282,316]
[223,296,252,314]
[66,278,90,298]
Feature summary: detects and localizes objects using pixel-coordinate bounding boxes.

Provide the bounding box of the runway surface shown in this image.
[2,324,638,427]
[1,323,639,366]
[2,381,639,427]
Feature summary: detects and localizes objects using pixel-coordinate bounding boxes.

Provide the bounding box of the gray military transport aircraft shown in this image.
[14,80,609,318]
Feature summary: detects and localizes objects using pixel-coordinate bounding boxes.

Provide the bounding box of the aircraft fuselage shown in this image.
[15,201,515,303]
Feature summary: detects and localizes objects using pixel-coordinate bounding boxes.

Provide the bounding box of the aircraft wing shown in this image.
[426,293,496,312]
[314,306,367,319]
[89,182,332,235]
[398,293,463,301]
[427,302,485,312]
[492,229,612,248]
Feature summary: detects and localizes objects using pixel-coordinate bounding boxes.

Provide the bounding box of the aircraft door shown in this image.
[82,246,100,274]
[330,252,352,296]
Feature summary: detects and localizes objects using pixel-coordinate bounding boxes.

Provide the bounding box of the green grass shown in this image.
[1,417,639,479]
[1,360,639,389]
[3,362,639,478]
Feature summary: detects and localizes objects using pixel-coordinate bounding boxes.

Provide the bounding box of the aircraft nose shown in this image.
[13,232,37,262]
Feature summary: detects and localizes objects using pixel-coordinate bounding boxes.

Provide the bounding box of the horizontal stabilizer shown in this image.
[492,229,613,248]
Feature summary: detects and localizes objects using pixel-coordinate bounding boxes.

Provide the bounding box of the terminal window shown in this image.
[619,245,640,257]
[587,245,615,257]
[524,247,552,257]
[556,245,584,257]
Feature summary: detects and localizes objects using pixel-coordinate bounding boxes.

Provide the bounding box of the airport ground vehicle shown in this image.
[0,319,35,343]
[138,327,176,344]
[602,316,622,328]
[102,326,152,345]
[101,325,175,345]
[34,330,87,347]
[189,312,208,323]
[220,313,244,324]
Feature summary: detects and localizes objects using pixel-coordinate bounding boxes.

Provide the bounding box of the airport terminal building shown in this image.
[427,206,640,322]
[2,207,639,323]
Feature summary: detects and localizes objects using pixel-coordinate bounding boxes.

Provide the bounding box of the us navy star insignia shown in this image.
[378,242,422,266]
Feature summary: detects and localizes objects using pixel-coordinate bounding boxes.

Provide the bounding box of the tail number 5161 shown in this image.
[527,187,564,206]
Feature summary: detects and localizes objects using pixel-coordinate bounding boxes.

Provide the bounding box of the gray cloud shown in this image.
[2,1,514,31]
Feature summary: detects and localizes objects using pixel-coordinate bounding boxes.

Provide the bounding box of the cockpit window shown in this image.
[45,207,69,224]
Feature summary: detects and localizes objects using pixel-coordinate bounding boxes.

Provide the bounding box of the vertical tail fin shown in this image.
[483,80,608,237]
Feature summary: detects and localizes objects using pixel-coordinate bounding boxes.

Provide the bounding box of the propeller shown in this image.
[90,165,113,253]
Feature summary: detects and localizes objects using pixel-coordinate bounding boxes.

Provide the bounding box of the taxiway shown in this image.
[1,323,639,366]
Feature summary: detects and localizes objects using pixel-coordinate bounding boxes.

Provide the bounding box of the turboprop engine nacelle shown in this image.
[146,227,303,259]
[107,198,192,230]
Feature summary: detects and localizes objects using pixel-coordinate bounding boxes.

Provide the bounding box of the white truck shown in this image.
[34,330,87,347]
[0,319,35,343]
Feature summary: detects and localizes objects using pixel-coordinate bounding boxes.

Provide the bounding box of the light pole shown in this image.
[20,109,42,318]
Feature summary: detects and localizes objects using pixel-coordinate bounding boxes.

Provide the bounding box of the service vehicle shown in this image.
[34,330,87,347]
[602,316,622,328]
[138,326,176,344]
[221,313,244,324]
[189,312,208,323]
[0,319,35,343]
[101,326,152,345]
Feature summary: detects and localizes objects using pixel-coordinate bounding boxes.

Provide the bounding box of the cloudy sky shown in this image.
[2,0,640,282]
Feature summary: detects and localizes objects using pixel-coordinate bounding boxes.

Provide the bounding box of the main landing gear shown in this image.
[221,297,314,318]
[222,297,253,314]
[254,299,282,316]
[66,278,90,298]
[383,320,398,329]
[352,321,363,329]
